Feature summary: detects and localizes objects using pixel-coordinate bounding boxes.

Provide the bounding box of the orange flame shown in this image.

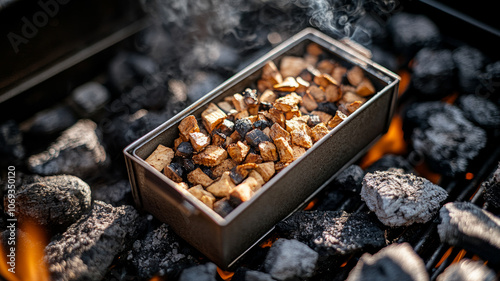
[452,249,467,264]
[0,220,50,281]
[360,113,407,169]
[397,70,411,96]
[435,247,454,268]
[304,198,318,211]
[149,276,164,281]
[217,267,234,281]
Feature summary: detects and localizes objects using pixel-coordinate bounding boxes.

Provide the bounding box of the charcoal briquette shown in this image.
[71,81,110,116]
[331,164,364,193]
[24,105,77,136]
[0,120,25,165]
[128,223,198,279]
[276,210,386,256]
[482,162,500,210]
[45,201,142,281]
[364,154,415,175]
[92,179,133,207]
[456,94,500,130]
[404,102,487,177]
[346,243,429,281]
[178,262,217,281]
[361,170,447,227]
[386,12,440,57]
[452,45,487,94]
[436,259,497,281]
[263,238,318,281]
[411,48,455,98]
[437,202,500,264]
[27,119,109,179]
[6,175,91,227]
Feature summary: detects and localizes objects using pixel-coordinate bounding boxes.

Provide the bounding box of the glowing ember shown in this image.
[465,173,474,180]
[217,267,234,281]
[360,114,407,169]
[303,198,318,211]
[397,70,411,95]
[452,249,467,264]
[0,220,50,281]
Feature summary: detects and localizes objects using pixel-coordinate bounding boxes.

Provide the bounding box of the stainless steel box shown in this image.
[124,28,400,269]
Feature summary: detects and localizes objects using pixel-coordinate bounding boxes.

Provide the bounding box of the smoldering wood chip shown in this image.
[276,210,386,256]
[436,259,497,281]
[437,202,500,264]
[361,170,448,227]
[346,243,428,281]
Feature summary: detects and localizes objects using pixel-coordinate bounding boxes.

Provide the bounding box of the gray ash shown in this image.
[482,162,500,211]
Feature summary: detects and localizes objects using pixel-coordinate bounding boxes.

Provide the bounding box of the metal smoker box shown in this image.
[124,28,400,269]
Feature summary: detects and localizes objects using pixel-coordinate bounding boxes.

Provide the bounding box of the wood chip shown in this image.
[206,171,236,198]
[269,123,291,143]
[178,115,200,141]
[211,158,237,178]
[273,92,302,112]
[227,141,250,163]
[291,145,307,160]
[307,85,326,102]
[274,137,294,163]
[311,123,330,142]
[188,132,210,152]
[314,73,339,88]
[327,110,348,129]
[280,56,307,78]
[243,152,263,164]
[291,129,313,149]
[262,60,283,85]
[145,144,174,172]
[302,92,318,111]
[273,77,299,92]
[259,141,278,162]
[260,89,277,104]
[232,93,247,112]
[325,84,341,103]
[187,168,214,187]
[255,162,275,182]
[310,110,333,124]
[347,66,365,86]
[201,103,227,133]
[356,78,375,97]
[188,185,215,209]
[192,145,228,167]
[346,101,363,114]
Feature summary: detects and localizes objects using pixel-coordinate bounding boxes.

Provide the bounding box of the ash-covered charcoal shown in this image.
[178,262,217,281]
[364,154,415,175]
[436,259,497,281]
[70,81,110,117]
[27,119,109,179]
[45,201,142,281]
[346,243,429,281]
[482,162,500,210]
[0,120,25,165]
[232,268,274,281]
[263,238,318,281]
[478,61,500,104]
[456,94,500,130]
[361,170,447,227]
[438,202,500,264]
[128,223,198,279]
[5,175,91,227]
[404,102,487,177]
[386,12,440,58]
[276,210,385,256]
[452,45,487,94]
[411,48,455,98]
[92,179,133,207]
[22,104,77,136]
[331,164,364,193]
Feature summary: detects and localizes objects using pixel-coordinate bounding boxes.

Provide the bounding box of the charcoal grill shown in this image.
[2,0,500,279]
[124,28,400,269]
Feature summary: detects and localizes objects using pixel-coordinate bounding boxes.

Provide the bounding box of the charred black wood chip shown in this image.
[253,119,272,130]
[235,118,253,138]
[176,142,194,158]
[306,114,321,127]
[219,119,235,135]
[213,198,235,218]
[259,102,273,111]
[316,102,338,116]
[245,129,271,148]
